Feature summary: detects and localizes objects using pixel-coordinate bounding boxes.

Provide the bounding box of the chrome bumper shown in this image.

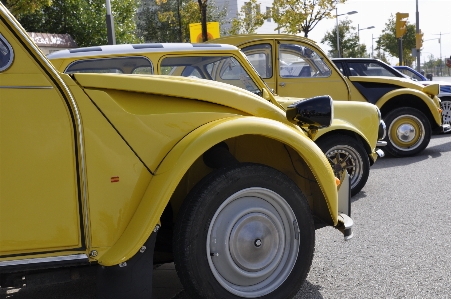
[376,148,385,158]
[441,124,451,133]
[337,214,354,241]
[378,119,387,140]
[336,172,353,240]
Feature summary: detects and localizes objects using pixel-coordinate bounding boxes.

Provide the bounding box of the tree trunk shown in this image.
[198,0,208,42]
[177,0,182,42]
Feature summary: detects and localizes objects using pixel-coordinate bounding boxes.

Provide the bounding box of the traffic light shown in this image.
[416,30,424,49]
[395,12,409,38]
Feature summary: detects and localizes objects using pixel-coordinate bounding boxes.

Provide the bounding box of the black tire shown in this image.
[316,135,370,196]
[173,163,315,299]
[383,107,431,157]
[440,97,451,127]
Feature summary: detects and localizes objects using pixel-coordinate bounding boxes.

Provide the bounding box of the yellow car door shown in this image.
[0,28,83,255]
[239,39,351,101]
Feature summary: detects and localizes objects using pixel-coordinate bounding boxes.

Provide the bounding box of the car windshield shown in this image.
[160,55,262,96]
[396,68,425,81]
[241,54,275,95]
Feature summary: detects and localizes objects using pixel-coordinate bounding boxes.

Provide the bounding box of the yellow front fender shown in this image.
[376,89,442,126]
[97,116,338,266]
[314,119,370,144]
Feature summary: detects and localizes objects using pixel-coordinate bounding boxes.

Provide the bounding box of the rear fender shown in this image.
[97,116,338,266]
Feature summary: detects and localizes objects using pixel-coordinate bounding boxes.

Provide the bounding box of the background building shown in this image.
[27,32,78,55]
[216,0,278,34]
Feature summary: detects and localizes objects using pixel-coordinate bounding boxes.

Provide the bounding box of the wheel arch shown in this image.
[377,90,441,130]
[97,116,339,266]
[315,127,375,165]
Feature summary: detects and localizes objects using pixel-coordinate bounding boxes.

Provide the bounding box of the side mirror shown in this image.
[286,95,333,131]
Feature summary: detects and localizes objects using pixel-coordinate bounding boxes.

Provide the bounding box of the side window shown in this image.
[279,43,331,78]
[65,56,153,74]
[132,66,153,74]
[348,62,397,77]
[0,34,14,72]
[180,66,203,78]
[333,61,344,74]
[160,56,208,78]
[241,43,272,79]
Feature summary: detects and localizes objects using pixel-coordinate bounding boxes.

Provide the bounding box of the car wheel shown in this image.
[383,107,431,157]
[173,163,315,299]
[440,97,451,126]
[316,135,370,196]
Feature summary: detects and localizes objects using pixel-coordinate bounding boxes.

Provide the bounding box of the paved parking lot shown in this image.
[2,133,450,299]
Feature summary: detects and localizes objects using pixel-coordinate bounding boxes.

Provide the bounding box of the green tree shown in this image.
[376,14,416,66]
[373,50,390,63]
[271,0,348,37]
[229,0,268,35]
[11,0,139,47]
[136,0,227,43]
[321,18,367,58]
[1,0,51,15]
[422,54,447,76]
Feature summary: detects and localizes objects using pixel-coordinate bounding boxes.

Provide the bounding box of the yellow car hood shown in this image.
[349,76,439,96]
[73,73,291,124]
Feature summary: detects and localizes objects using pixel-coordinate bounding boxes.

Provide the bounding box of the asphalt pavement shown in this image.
[2,133,450,299]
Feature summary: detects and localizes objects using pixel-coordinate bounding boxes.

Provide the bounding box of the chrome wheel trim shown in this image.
[207,187,299,298]
[325,145,363,191]
[388,114,425,151]
[441,100,451,126]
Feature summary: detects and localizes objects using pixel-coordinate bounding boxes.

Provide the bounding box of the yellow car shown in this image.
[1,4,351,299]
[48,43,385,196]
[211,34,450,157]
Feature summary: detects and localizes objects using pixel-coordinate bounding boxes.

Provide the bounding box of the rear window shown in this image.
[0,34,14,72]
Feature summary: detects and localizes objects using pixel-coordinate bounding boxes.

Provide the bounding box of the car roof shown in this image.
[331,58,382,62]
[47,43,240,59]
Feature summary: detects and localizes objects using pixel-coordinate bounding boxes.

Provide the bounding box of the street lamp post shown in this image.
[357,25,374,57]
[372,34,376,58]
[335,9,358,58]
[106,0,116,45]
[415,0,420,72]
[431,32,451,76]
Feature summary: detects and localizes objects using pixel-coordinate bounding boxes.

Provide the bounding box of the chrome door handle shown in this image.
[279,82,285,87]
